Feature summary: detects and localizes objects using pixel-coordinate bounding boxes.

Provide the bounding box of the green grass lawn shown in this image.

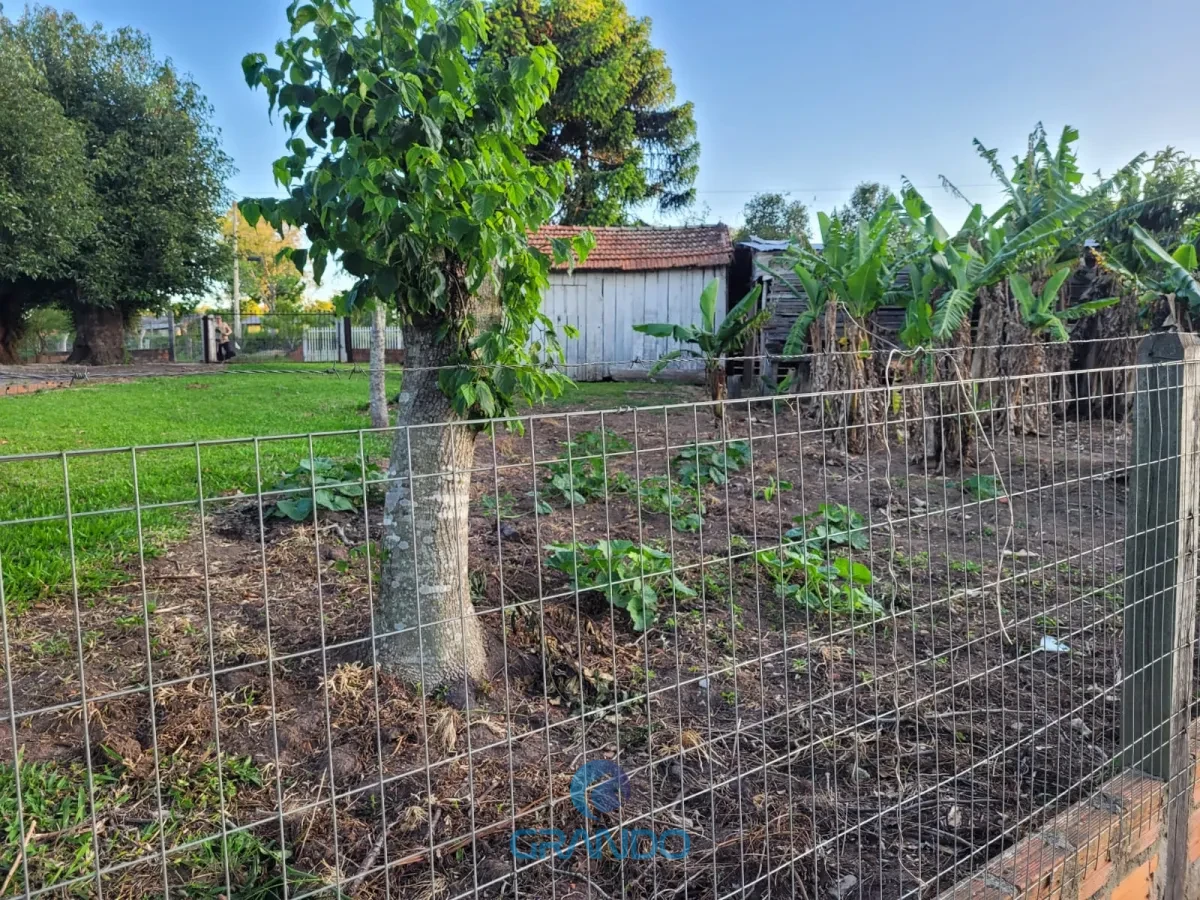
[0,370,696,612]
[0,370,405,612]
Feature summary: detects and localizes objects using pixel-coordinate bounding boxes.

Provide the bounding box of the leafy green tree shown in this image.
[2,8,231,364]
[833,181,893,229]
[243,0,590,686]
[0,33,93,362]
[733,192,810,244]
[634,280,767,419]
[485,0,699,225]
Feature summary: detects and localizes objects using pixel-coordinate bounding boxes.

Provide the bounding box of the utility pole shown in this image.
[231,203,242,339]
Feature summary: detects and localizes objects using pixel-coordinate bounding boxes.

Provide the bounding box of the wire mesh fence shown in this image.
[0,338,1197,899]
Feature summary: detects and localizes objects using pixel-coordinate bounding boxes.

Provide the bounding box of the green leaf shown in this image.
[376,93,400,125]
[274,498,313,521]
[1174,244,1199,272]
[633,323,677,339]
[242,53,268,89]
[290,4,319,32]
[1041,267,1073,309]
[420,114,443,151]
[698,279,719,333]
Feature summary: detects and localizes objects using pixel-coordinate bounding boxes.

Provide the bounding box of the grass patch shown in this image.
[0,372,691,614]
[0,372,402,613]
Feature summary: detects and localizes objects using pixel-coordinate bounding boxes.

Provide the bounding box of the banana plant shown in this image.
[634,279,768,417]
[1130,223,1200,313]
[1009,268,1118,342]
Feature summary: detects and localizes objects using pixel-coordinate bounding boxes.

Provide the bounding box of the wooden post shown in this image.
[1122,331,1200,894]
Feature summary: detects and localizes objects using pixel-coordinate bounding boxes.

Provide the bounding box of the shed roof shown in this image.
[529,225,733,272]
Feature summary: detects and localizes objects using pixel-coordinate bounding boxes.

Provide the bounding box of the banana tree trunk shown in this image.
[707,361,727,421]
[376,273,495,688]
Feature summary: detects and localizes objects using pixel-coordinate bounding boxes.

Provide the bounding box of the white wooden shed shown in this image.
[528,225,734,381]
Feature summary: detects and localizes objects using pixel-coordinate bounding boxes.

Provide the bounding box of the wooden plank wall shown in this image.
[541,267,727,380]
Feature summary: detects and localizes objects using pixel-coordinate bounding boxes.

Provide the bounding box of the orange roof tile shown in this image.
[529,225,733,272]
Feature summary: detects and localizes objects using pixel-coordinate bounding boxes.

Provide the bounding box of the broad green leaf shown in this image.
[698,279,719,333]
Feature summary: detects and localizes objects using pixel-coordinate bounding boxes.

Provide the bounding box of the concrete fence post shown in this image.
[1122,331,1200,894]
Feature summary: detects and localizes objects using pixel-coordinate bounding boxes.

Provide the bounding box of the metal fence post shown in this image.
[1122,331,1200,891]
[201,315,213,364]
[166,306,176,363]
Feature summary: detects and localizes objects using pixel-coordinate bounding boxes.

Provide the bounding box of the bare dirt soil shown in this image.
[0,389,1133,899]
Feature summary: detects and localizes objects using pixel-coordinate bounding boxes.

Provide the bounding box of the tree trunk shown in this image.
[907,319,976,473]
[971,283,1048,435]
[368,302,388,429]
[0,305,24,364]
[1070,268,1139,421]
[808,303,878,453]
[67,304,127,366]
[707,361,727,421]
[0,282,32,364]
[376,271,496,688]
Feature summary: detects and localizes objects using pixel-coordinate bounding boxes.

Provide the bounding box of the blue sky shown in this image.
[41,0,1200,239]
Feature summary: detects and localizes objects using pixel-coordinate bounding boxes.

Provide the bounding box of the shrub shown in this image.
[545,540,695,631]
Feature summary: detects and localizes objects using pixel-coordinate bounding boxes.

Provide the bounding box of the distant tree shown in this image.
[0,33,93,363]
[2,8,231,364]
[486,0,699,225]
[834,181,894,228]
[220,205,309,314]
[733,192,810,244]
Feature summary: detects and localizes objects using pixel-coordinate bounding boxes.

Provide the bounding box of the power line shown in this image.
[691,183,1006,195]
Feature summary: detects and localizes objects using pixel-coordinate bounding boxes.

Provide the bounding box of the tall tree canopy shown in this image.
[244,0,590,687]
[0,32,93,361]
[733,192,810,244]
[485,0,699,225]
[833,181,894,228]
[0,7,231,364]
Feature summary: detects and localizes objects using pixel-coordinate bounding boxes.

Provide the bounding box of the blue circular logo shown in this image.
[570,760,631,819]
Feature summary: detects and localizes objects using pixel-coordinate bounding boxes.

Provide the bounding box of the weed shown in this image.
[30,634,72,658]
[480,492,519,520]
[758,477,793,502]
[959,474,1001,500]
[893,550,930,571]
[638,476,705,532]
[949,559,983,574]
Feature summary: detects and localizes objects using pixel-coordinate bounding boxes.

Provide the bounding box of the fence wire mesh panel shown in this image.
[1,342,1198,899]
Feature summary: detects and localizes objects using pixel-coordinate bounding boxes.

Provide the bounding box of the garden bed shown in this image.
[0,392,1132,899]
